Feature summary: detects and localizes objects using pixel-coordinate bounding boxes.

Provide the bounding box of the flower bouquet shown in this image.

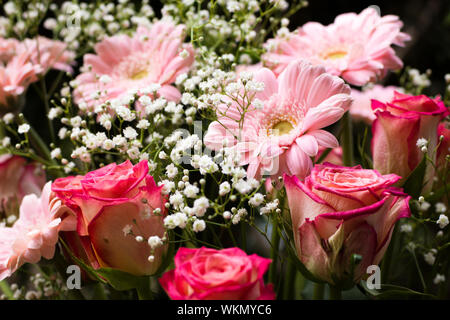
[0,0,449,301]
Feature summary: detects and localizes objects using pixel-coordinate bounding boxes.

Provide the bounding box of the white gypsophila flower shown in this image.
[136,119,150,129]
[159,180,175,195]
[127,146,140,159]
[192,219,206,233]
[400,224,412,233]
[165,163,178,179]
[249,193,264,207]
[2,113,14,124]
[219,181,231,196]
[423,252,436,266]
[50,148,62,159]
[169,191,184,210]
[183,184,199,198]
[2,137,11,148]
[193,197,209,217]
[123,127,138,139]
[435,203,447,214]
[18,124,30,134]
[416,138,428,149]
[437,214,449,229]
[433,274,446,285]
[147,236,163,249]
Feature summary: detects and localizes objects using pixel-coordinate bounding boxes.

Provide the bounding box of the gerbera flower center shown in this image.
[272,121,294,136]
[322,50,347,60]
[115,52,152,81]
[130,69,149,80]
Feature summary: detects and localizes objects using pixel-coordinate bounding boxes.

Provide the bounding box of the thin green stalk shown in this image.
[39,77,55,143]
[0,280,14,300]
[282,259,296,300]
[341,112,354,166]
[329,285,342,300]
[268,216,280,285]
[313,283,325,300]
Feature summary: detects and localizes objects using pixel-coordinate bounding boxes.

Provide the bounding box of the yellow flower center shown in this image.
[323,50,347,60]
[130,69,149,80]
[272,121,294,136]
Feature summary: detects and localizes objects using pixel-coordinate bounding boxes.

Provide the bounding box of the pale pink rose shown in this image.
[73,20,194,112]
[371,92,449,191]
[16,37,75,74]
[284,163,411,285]
[0,182,77,280]
[159,247,275,300]
[436,123,450,171]
[350,85,400,124]
[263,7,410,86]
[0,38,18,63]
[0,155,46,217]
[0,51,39,111]
[52,160,167,276]
[204,60,352,180]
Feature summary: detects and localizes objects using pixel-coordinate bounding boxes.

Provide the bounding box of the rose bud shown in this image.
[284,163,411,287]
[371,92,448,192]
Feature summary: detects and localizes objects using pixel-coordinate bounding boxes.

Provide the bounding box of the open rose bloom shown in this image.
[205,60,352,180]
[372,92,449,191]
[159,247,275,300]
[263,7,410,86]
[73,20,194,112]
[284,163,411,286]
[52,160,167,276]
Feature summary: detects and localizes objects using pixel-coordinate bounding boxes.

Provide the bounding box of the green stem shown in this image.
[268,215,280,285]
[0,280,14,300]
[329,285,342,300]
[341,112,354,166]
[282,259,296,300]
[136,277,154,300]
[39,77,55,143]
[313,283,325,300]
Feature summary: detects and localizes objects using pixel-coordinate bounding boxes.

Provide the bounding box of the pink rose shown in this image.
[371,92,448,191]
[0,154,45,217]
[159,247,275,300]
[284,163,411,286]
[52,160,167,276]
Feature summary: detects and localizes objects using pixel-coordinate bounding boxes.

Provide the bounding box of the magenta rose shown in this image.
[52,160,167,276]
[284,163,411,286]
[0,154,45,216]
[371,91,448,191]
[159,247,275,300]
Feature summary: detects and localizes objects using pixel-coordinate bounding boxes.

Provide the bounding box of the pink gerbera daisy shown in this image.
[0,51,39,110]
[74,20,195,110]
[0,182,76,280]
[17,37,75,74]
[350,85,401,124]
[262,7,410,86]
[204,60,352,180]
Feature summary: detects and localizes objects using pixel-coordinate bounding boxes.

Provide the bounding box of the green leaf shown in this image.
[403,156,427,198]
[360,282,436,300]
[95,267,148,291]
